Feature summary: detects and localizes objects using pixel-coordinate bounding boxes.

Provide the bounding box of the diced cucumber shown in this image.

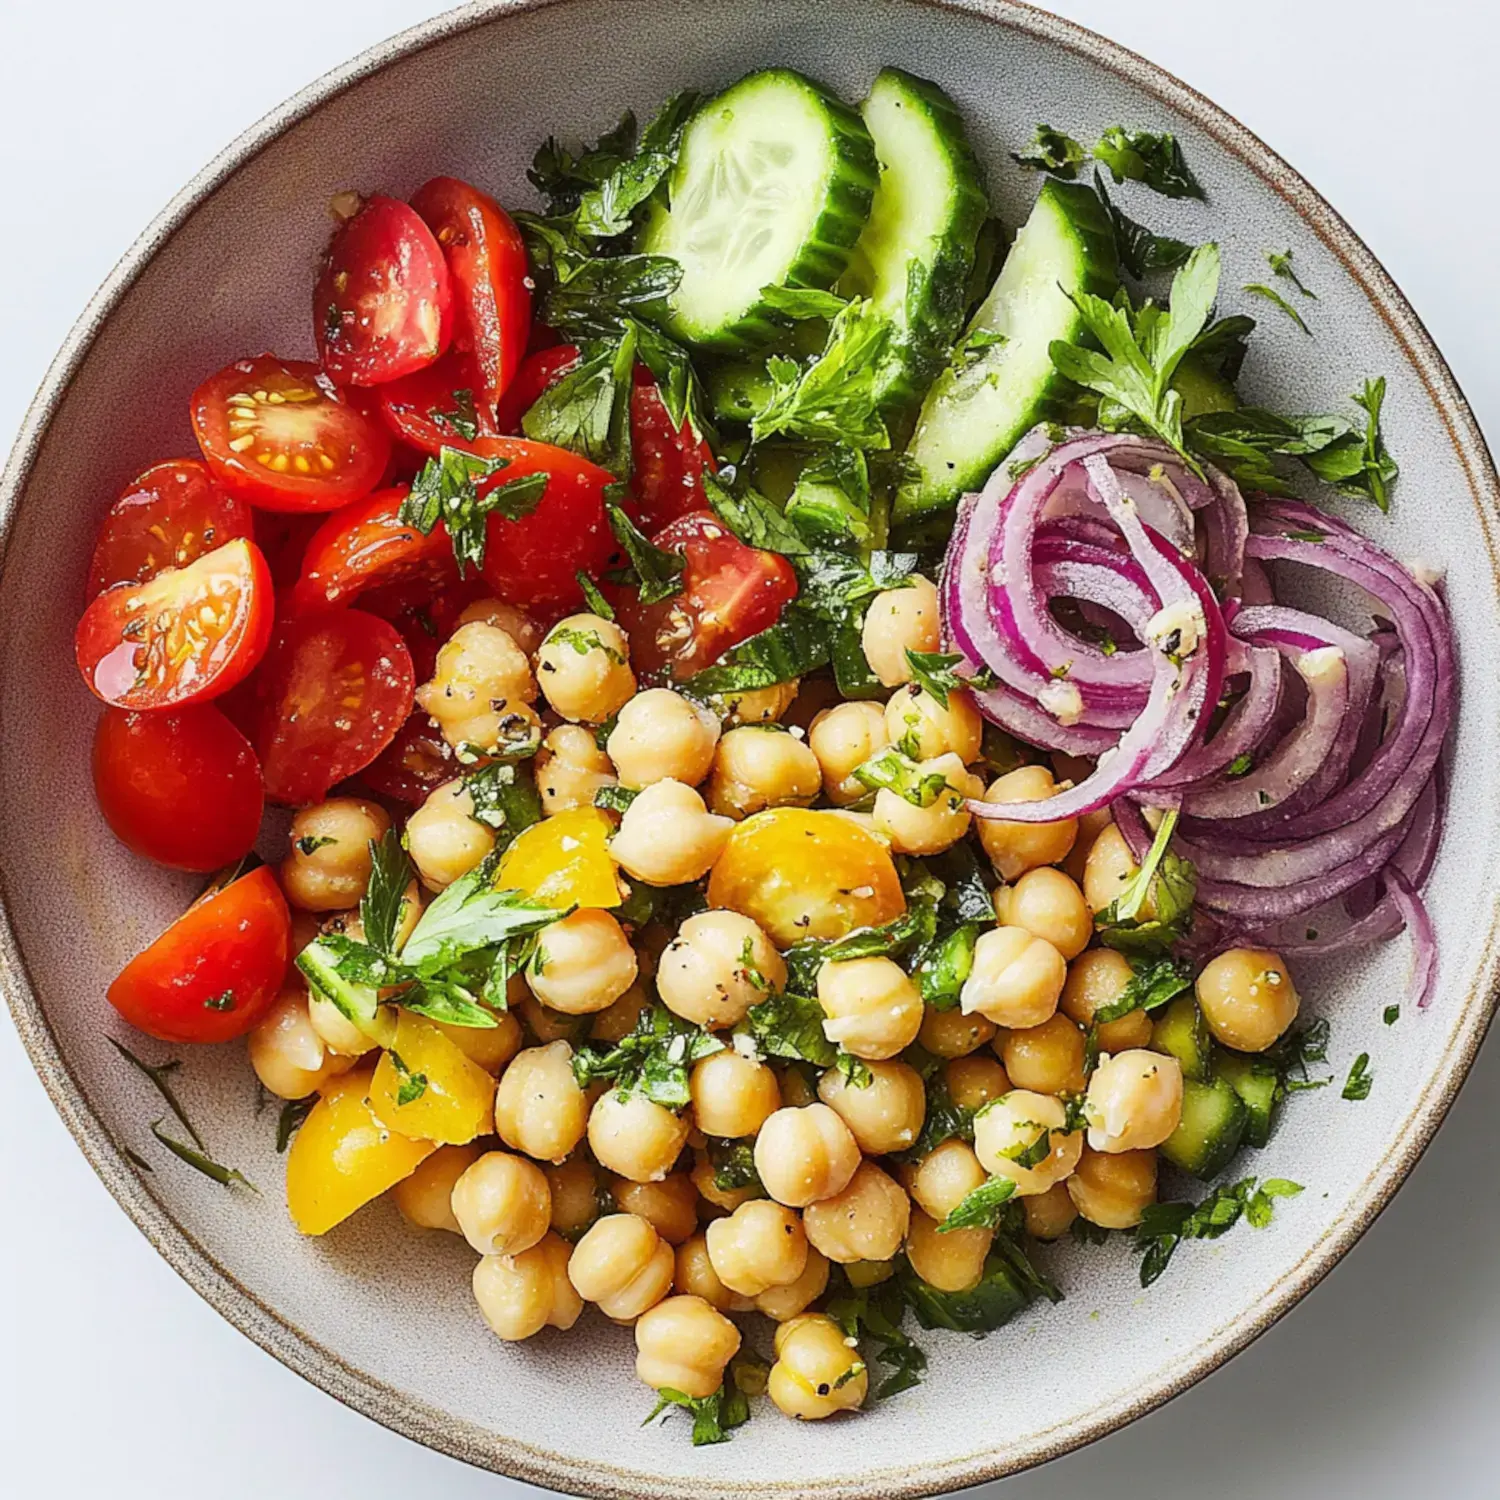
[892,178,1118,524]
[705,359,773,424]
[837,68,989,413]
[1150,993,1214,1083]
[1214,1048,1280,1149]
[639,69,878,352]
[1161,1078,1247,1181]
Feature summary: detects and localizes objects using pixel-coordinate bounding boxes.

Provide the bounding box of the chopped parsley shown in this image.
[1342,1052,1374,1101]
[936,1175,1017,1233]
[571,1003,724,1108]
[150,1120,255,1191]
[295,835,337,856]
[1266,248,1316,300]
[399,446,548,573]
[1134,1175,1302,1286]
[1093,126,1203,199]
[1383,1004,1401,1026]
[1245,281,1311,335]
[605,491,686,604]
[1011,124,1087,178]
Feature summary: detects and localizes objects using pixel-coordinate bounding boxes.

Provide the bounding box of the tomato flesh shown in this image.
[357,710,455,805]
[243,609,415,805]
[192,355,392,512]
[628,366,716,531]
[495,344,583,433]
[108,866,290,1044]
[87,459,253,600]
[92,706,264,872]
[75,538,273,709]
[315,195,453,386]
[375,351,500,455]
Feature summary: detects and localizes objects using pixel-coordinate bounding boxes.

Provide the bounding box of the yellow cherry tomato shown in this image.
[285,1068,437,1236]
[707,808,906,948]
[497,806,625,909]
[369,1011,498,1145]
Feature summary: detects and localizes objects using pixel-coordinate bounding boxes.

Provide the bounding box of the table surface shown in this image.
[3,2,1497,1495]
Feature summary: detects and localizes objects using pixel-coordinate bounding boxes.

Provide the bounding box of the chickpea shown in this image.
[472,1232,582,1340]
[607,689,720,789]
[803,1162,910,1265]
[1084,1049,1183,1152]
[860,575,940,687]
[1002,1014,1088,1095]
[754,1244,831,1321]
[609,779,734,886]
[975,765,1079,881]
[589,982,652,1045]
[1023,1182,1078,1241]
[944,1053,1011,1113]
[973,1089,1084,1195]
[514,991,588,1046]
[1060,948,1154,1052]
[919,1005,997,1059]
[909,1138,987,1221]
[706,1199,808,1296]
[527,909,638,1016]
[816,956,923,1061]
[721,680,799,726]
[416,620,539,758]
[960,926,1067,1028]
[456,597,544,656]
[635,1295,741,1400]
[807,701,889,805]
[1062,805,1113,884]
[611,1172,698,1245]
[545,1155,604,1240]
[392,1143,482,1233]
[659,912,783,1033]
[690,1151,760,1214]
[536,613,636,724]
[675,1232,754,1312]
[776,1063,819,1110]
[535,724,618,816]
[568,1212,675,1320]
[449,1150,552,1257]
[406,779,496,892]
[248,983,353,1098]
[882,683,982,764]
[906,1208,991,1293]
[754,1104,861,1207]
[993,867,1092,960]
[307,988,382,1058]
[769,1314,867,1420]
[873,754,984,857]
[1083,823,1151,916]
[1068,1147,1157,1229]
[280,799,392,912]
[494,1041,588,1164]
[1195,948,1300,1052]
[817,1059,925,1155]
[588,1089,690,1183]
[435,1008,523,1075]
[706,726,821,820]
[690,1050,781,1138]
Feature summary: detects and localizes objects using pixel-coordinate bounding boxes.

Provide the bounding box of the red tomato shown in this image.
[92,706,264,872]
[108,866,290,1043]
[375,350,501,455]
[315,195,453,386]
[75,538,273,709]
[292,486,458,614]
[615,511,798,678]
[254,509,327,589]
[358,710,455,805]
[243,609,415,805]
[87,459,254,600]
[192,355,392,512]
[629,367,716,531]
[410,177,531,410]
[495,344,582,433]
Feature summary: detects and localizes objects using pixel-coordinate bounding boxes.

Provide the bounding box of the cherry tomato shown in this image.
[75,538,273,709]
[629,367,716,531]
[315,195,453,386]
[375,350,501,455]
[92,706,264,872]
[192,355,392,512]
[410,177,531,410]
[495,344,582,433]
[358,710,454,805]
[615,511,798,678]
[254,509,327,589]
[86,459,253,600]
[243,609,415,805]
[107,866,290,1043]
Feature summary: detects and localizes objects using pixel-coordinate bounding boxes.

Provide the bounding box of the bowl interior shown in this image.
[3,1,1499,1496]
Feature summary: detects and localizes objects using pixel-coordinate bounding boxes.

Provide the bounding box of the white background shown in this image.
[2,2,1497,1496]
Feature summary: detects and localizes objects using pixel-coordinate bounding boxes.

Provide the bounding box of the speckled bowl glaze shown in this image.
[3,1,1498,1495]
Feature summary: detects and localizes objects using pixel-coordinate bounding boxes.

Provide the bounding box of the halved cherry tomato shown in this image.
[107,866,290,1043]
[86,459,253,600]
[92,706,264,872]
[410,177,531,410]
[292,486,458,614]
[630,367,716,531]
[614,511,798,678]
[192,355,392,512]
[243,609,415,805]
[254,509,327,589]
[495,344,583,434]
[75,538,273,709]
[358,710,454,804]
[375,350,500,455]
[315,195,453,386]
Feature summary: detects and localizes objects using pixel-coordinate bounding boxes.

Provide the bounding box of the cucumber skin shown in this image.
[1151,993,1215,1083]
[1161,1078,1248,1181]
[1214,1048,1279,1149]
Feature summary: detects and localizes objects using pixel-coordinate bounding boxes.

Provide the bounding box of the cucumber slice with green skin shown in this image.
[892,177,1118,524]
[837,68,989,413]
[706,359,774,425]
[1161,1078,1247,1181]
[1214,1048,1279,1149]
[639,69,878,353]
[1150,993,1215,1083]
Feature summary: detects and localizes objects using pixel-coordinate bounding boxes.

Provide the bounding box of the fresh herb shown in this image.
[904,650,994,710]
[852,747,951,808]
[760,284,850,321]
[429,388,479,441]
[362,830,415,955]
[522,330,636,474]
[740,988,838,1069]
[1094,810,1197,954]
[819,902,939,965]
[937,1175,1017,1233]
[825,1273,928,1400]
[682,608,833,696]
[706,1137,763,1193]
[784,444,873,548]
[575,570,615,620]
[1265,1017,1333,1095]
[948,327,1010,372]
[1342,1052,1374,1101]
[151,1120,254,1190]
[1186,407,1353,495]
[391,1051,429,1107]
[572,91,699,238]
[539,252,683,339]
[1225,752,1254,777]
[1266,248,1316,300]
[203,990,236,1012]
[108,1037,205,1151]
[1383,1004,1400,1026]
[275,1097,315,1153]
[1134,1175,1301,1286]
[1094,955,1193,1026]
[1246,1178,1304,1228]
[643,1379,750,1447]
[461,762,544,851]
[605,491,686,603]
[1094,170,1194,278]
[545,625,624,661]
[400,447,548,573]
[1094,126,1203,199]
[571,1003,724,1108]
[295,835,337,857]
[704,467,810,556]
[897,1250,1047,1334]
[1011,124,1087,178]
[1245,281,1310,335]
[1303,377,1398,510]
[1070,1217,1112,1247]
[913,922,981,1011]
[593,783,639,814]
[528,110,640,210]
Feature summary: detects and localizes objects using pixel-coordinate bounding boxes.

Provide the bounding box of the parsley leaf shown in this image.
[852,747,952,808]
[904,650,994,710]
[521,330,636,474]
[1342,1053,1374,1101]
[605,491,686,604]
[275,1097,315,1153]
[1094,126,1203,199]
[461,762,543,850]
[295,834,336,856]
[1011,124,1087,178]
[1093,170,1194,278]
[704,468,809,556]
[1303,377,1398,510]
[682,608,833,697]
[740,988,838,1069]
[572,91,699,238]
[912,922,981,1011]
[361,829,414,956]
[783,444,873,548]
[936,1175,1017,1233]
[540,252,684,340]
[572,1003,724,1108]
[528,111,638,211]
[429,387,479,441]
[896,1249,1047,1334]
[643,1380,750,1446]
[706,1136,764,1193]
[1094,955,1193,1026]
[1384,1004,1400,1026]
[1094,810,1197,954]
[1245,281,1311,335]
[151,1120,255,1190]
[108,1038,206,1151]
[1267,248,1316,299]
[1186,406,1352,495]
[575,570,615,620]
[825,1272,927,1400]
[1246,1177,1304,1228]
[391,1051,429,1107]
[399,447,548,573]
[1265,1017,1333,1095]
[760,284,850,321]
[1135,1176,1305,1285]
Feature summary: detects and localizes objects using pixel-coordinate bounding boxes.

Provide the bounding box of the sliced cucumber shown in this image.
[1150,993,1214,1083]
[892,178,1118,524]
[837,68,988,413]
[639,70,878,352]
[1161,1078,1247,1181]
[1214,1048,1279,1149]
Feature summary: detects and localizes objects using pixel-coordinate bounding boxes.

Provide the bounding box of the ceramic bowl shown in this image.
[3,1,1498,1496]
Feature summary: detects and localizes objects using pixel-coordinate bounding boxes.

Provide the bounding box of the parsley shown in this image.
[571,1003,724,1108]
[539,252,684,340]
[1134,1175,1301,1286]
[897,1249,1051,1334]
[1303,377,1398,510]
[706,1137,763,1193]
[1094,126,1203,199]
[545,625,623,661]
[275,1097,315,1153]
[852,747,952,808]
[936,1175,1017,1233]
[108,1038,205,1151]
[1342,1052,1374,1101]
[528,110,639,211]
[760,284,850,321]
[1225,752,1254,777]
[461,762,543,850]
[295,835,336,856]
[1186,407,1353,495]
[1093,170,1194,278]
[1094,810,1197,954]
[391,1051,430,1107]
[643,1379,750,1447]
[948,327,1010,371]
[151,1120,255,1190]
[400,447,548,573]
[784,444,873,548]
[572,91,698,238]
[825,1273,928,1399]
[202,990,236,1012]
[682,609,833,697]
[593,783,639,814]
[1265,1017,1333,1095]
[904,650,993,710]
[1094,955,1193,1027]
[1267,248,1316,300]
[1011,124,1087,178]
[913,922,981,1011]
[429,388,479,441]
[521,330,636,474]
[899,1074,976,1161]
[1383,1004,1400,1026]
[361,830,415,956]
[703,468,809,556]
[1245,281,1311,335]
[740,988,838,1069]
[575,570,615,620]
[605,492,685,603]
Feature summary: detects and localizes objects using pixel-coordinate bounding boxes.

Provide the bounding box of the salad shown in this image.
[77,66,1449,1441]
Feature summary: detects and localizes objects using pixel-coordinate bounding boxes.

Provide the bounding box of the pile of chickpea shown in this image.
[246,569,1305,1427]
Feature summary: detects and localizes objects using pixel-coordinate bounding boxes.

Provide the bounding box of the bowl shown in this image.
[3,1,1498,1495]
